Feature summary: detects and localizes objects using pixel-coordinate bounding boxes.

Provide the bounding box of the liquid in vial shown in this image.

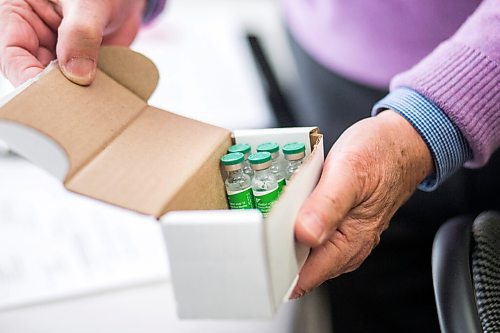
[221,152,255,209]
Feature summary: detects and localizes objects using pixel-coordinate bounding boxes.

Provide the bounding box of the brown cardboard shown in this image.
[0,47,232,217]
[309,128,323,151]
[0,69,146,180]
[97,47,159,101]
[66,106,231,216]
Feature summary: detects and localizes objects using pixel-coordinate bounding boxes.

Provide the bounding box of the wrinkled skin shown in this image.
[291,110,433,298]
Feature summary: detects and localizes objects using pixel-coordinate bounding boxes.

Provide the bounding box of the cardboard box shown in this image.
[0,47,324,319]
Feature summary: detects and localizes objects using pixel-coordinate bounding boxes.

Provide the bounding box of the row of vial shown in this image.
[220,142,306,217]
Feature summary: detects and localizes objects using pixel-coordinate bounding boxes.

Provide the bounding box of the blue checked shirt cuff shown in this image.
[372,87,472,192]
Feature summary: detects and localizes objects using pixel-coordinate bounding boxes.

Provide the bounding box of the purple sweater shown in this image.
[284,0,499,168]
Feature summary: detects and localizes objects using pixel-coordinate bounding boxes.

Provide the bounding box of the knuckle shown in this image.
[0,0,22,22]
[1,0,23,11]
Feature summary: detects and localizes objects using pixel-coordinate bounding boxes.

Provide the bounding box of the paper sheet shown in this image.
[0,155,168,310]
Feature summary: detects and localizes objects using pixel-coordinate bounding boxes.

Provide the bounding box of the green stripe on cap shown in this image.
[228,143,251,155]
[283,142,306,155]
[257,142,279,154]
[221,152,244,165]
[248,152,272,164]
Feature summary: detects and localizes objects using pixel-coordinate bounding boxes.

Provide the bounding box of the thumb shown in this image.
[295,156,360,247]
[56,0,111,85]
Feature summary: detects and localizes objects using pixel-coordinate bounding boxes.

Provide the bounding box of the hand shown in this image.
[291,110,434,299]
[0,0,146,87]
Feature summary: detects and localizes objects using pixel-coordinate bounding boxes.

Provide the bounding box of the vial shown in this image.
[283,142,306,182]
[221,152,255,210]
[248,152,280,217]
[256,142,286,193]
[228,143,254,177]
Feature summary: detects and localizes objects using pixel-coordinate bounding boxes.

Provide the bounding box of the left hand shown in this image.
[0,0,146,86]
[291,110,434,299]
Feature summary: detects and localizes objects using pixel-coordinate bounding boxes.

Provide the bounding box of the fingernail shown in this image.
[290,287,306,300]
[61,57,95,86]
[301,212,326,243]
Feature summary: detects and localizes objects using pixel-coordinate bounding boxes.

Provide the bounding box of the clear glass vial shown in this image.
[228,143,254,177]
[248,152,279,217]
[221,152,254,209]
[256,142,286,192]
[282,142,306,182]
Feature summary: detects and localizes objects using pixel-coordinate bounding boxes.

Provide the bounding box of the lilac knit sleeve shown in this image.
[143,0,167,24]
[391,0,500,168]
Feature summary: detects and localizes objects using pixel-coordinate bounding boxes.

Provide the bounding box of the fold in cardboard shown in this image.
[0,47,324,319]
[0,47,232,217]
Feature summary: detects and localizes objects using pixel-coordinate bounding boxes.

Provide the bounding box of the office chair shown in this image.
[432,211,500,333]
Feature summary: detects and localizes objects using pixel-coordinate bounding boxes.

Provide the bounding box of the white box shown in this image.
[162,127,324,319]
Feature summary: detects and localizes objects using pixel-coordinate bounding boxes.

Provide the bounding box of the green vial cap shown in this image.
[228,143,251,155]
[221,152,245,166]
[257,142,279,154]
[283,142,306,155]
[248,152,272,164]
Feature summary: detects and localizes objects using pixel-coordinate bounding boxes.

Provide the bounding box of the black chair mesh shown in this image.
[471,211,500,333]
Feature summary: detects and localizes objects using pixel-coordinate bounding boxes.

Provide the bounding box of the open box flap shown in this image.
[0,46,160,177]
[0,62,69,180]
[65,106,232,217]
[0,47,158,182]
[0,47,232,217]
[97,47,159,102]
[0,66,147,181]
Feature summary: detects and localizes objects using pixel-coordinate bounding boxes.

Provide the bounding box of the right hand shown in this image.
[291,110,434,298]
[0,0,146,87]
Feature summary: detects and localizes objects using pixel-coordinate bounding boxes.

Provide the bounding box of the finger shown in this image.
[38,46,55,67]
[291,222,374,299]
[0,2,54,85]
[290,236,344,299]
[56,0,111,85]
[9,1,58,51]
[295,155,360,247]
[0,0,55,49]
[2,46,44,86]
[27,0,62,31]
